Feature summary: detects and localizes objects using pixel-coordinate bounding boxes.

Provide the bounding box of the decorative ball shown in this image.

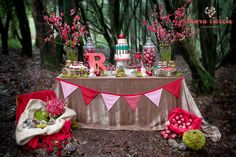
[183,130,206,151]
[119,34,125,39]
[163,134,169,138]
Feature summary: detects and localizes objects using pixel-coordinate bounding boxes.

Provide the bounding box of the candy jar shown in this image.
[142,36,157,67]
[83,37,95,68]
[83,37,96,53]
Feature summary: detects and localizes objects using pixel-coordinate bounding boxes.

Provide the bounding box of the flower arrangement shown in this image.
[44,9,87,48]
[46,98,65,118]
[23,98,66,129]
[143,0,193,46]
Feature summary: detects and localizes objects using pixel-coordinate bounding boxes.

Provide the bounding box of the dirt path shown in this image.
[0,49,235,156]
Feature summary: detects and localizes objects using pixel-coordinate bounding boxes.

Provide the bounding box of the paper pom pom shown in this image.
[183,130,206,151]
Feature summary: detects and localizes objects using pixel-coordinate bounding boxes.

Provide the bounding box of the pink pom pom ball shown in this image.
[163,134,169,138]
[186,122,191,126]
[172,119,176,124]
[171,134,177,139]
[166,129,171,134]
[161,130,166,136]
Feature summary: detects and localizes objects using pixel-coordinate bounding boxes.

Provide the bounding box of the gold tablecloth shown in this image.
[53,76,221,141]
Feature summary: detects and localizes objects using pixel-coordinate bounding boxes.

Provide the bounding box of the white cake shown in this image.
[115,35,130,61]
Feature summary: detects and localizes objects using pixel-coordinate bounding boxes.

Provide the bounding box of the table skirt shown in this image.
[53,77,221,141]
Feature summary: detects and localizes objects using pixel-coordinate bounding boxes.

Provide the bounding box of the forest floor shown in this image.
[0,48,236,157]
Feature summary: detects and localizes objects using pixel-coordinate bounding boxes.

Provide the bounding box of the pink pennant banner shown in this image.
[164,79,182,98]
[79,86,100,105]
[60,81,78,98]
[101,93,120,111]
[144,88,163,107]
[123,95,142,111]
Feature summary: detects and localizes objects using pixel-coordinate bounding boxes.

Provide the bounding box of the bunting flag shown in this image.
[123,95,142,111]
[144,88,163,107]
[101,93,120,111]
[164,79,182,98]
[79,86,100,105]
[60,81,78,99]
[58,78,184,109]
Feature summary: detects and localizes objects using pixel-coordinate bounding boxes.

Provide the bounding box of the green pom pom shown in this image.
[183,130,206,151]
[34,110,49,122]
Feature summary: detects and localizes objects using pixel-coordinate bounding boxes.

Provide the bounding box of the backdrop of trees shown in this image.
[0,0,236,94]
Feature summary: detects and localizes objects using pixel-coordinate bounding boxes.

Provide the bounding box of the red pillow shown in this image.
[168,107,202,136]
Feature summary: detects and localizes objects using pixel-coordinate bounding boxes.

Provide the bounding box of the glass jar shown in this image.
[161,45,171,65]
[142,37,157,67]
[64,46,78,62]
[83,37,96,53]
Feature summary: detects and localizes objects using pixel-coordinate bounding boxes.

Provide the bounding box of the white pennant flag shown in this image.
[60,81,78,98]
[144,88,163,107]
[101,93,120,111]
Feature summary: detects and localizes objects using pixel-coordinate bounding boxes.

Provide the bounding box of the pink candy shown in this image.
[142,47,155,66]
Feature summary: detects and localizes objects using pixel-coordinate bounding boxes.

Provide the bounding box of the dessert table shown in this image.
[53,76,221,141]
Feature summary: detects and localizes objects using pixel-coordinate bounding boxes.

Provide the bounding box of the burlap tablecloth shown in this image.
[53,76,221,141]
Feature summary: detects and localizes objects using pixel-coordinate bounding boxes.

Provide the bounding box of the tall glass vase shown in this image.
[64,46,78,62]
[161,45,171,65]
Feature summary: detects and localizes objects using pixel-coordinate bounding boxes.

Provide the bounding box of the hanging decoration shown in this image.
[144,88,163,107]
[101,93,120,111]
[60,81,78,98]
[57,77,184,111]
[123,95,142,111]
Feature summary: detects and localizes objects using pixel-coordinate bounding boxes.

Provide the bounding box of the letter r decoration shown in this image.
[85,53,107,71]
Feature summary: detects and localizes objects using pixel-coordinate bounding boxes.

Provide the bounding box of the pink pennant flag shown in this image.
[101,93,120,111]
[60,81,78,98]
[144,88,163,107]
[123,95,142,111]
[164,79,182,98]
[79,86,100,105]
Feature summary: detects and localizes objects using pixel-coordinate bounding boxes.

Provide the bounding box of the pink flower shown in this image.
[46,98,65,117]
[44,9,86,48]
[44,16,49,21]
[70,9,75,16]
[142,19,147,26]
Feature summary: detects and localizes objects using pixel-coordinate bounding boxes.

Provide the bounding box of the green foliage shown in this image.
[34,109,49,122]
[0,38,21,48]
[65,48,78,61]
[183,130,206,151]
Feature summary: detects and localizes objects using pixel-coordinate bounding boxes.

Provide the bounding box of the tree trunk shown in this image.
[198,0,217,77]
[227,0,236,64]
[31,0,59,68]
[180,38,214,94]
[14,0,32,57]
[0,14,11,55]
